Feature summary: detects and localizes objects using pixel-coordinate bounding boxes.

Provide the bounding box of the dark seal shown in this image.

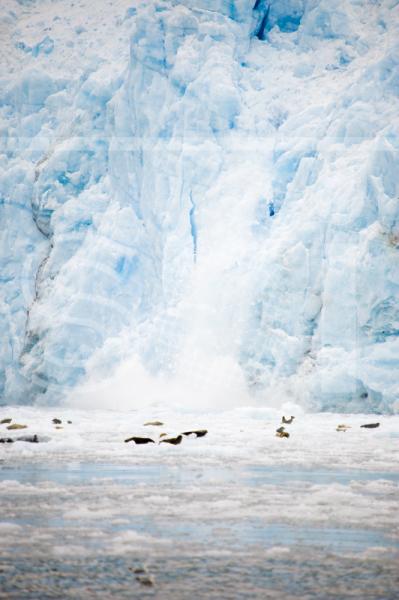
[160,435,183,445]
[282,416,295,424]
[182,429,208,437]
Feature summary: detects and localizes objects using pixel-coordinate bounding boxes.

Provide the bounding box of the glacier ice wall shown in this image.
[0,0,398,412]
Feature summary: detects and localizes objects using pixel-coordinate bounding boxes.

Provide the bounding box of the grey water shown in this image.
[1,461,398,485]
[1,462,398,599]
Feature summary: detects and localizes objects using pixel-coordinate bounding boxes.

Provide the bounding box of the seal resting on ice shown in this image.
[160,435,183,445]
[336,424,351,432]
[182,429,208,437]
[125,436,155,444]
[282,416,295,424]
[276,426,290,438]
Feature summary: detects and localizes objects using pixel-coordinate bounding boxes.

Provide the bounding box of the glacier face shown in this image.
[0,0,398,412]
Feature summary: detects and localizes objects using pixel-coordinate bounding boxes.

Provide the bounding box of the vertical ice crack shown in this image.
[253,1,270,40]
[189,192,198,263]
[20,180,52,380]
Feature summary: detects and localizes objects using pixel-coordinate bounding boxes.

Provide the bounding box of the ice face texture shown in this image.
[0,0,398,411]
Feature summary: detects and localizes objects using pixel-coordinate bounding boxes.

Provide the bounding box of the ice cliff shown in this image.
[0,0,398,412]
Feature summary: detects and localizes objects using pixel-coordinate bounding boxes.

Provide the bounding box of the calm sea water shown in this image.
[0,461,398,599]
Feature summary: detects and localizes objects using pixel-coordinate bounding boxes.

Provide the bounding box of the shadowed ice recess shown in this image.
[0,0,398,411]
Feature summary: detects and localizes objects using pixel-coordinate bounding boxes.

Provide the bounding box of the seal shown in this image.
[17,435,39,443]
[6,424,27,430]
[52,418,62,424]
[0,438,14,443]
[144,421,164,426]
[136,575,154,587]
[336,424,351,432]
[160,435,183,445]
[125,436,155,444]
[276,431,290,438]
[360,422,380,429]
[0,418,12,425]
[182,429,208,437]
[282,416,295,424]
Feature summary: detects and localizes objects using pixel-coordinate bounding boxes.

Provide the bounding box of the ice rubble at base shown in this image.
[0,0,398,412]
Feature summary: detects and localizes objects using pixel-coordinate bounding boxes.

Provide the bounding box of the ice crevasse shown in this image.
[0,0,398,412]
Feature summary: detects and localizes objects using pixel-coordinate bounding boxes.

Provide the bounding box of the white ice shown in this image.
[0,0,398,413]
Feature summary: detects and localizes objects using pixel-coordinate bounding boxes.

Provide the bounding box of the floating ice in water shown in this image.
[0,0,398,412]
[0,406,398,598]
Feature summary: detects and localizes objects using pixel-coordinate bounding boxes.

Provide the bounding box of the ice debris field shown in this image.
[0,0,398,413]
[0,406,399,598]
